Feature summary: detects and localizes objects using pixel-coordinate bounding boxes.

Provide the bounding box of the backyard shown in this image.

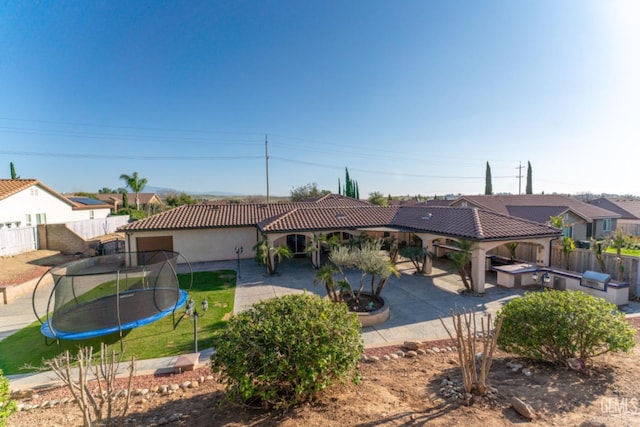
[3,251,640,426]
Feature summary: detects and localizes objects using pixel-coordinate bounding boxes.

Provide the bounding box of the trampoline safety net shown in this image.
[44,251,185,339]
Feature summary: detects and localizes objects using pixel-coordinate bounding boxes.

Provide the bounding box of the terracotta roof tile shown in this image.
[391,206,560,240]
[121,200,561,242]
[259,206,397,232]
[0,179,39,201]
[302,194,371,207]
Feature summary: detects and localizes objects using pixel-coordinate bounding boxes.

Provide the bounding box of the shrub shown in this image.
[211,293,363,408]
[497,290,636,365]
[0,368,16,426]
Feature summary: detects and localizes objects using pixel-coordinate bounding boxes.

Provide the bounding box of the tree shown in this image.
[9,162,19,179]
[253,238,293,275]
[98,187,116,194]
[165,192,198,207]
[484,162,492,195]
[609,228,628,280]
[561,236,575,269]
[368,191,388,206]
[119,172,148,211]
[526,161,533,194]
[342,167,359,199]
[290,182,330,202]
[447,240,475,292]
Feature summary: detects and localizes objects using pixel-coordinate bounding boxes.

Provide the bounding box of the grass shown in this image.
[605,248,640,257]
[0,270,236,375]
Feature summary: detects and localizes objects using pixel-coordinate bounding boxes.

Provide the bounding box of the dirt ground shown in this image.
[4,251,640,426]
[0,250,82,287]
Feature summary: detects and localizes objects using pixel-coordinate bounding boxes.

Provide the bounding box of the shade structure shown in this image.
[36,251,189,340]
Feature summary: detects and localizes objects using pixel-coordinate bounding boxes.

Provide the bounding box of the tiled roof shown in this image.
[454,194,619,221]
[0,179,75,206]
[302,194,371,207]
[588,198,640,220]
[0,179,39,201]
[259,206,397,232]
[121,199,561,241]
[391,206,560,240]
[120,203,299,230]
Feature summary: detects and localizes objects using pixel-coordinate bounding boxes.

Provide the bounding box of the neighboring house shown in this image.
[449,194,620,242]
[587,198,640,237]
[0,179,111,228]
[94,193,164,213]
[119,193,560,294]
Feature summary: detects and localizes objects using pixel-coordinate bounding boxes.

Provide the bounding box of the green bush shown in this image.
[0,368,16,426]
[497,290,636,365]
[211,293,363,408]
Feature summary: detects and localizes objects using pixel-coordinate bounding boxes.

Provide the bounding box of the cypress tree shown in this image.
[526,161,533,194]
[9,162,18,179]
[485,162,493,195]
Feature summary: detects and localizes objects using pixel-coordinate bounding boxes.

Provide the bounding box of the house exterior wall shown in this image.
[0,184,110,227]
[124,227,259,263]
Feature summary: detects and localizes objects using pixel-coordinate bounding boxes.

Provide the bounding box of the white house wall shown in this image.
[126,227,259,263]
[0,184,111,227]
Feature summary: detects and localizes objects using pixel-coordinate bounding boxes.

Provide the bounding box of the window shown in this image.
[461,201,468,208]
[563,226,572,238]
[602,218,612,232]
[25,214,32,226]
[30,188,38,196]
[36,213,47,225]
[90,210,95,220]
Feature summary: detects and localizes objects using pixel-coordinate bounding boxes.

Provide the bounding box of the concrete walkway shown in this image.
[4,257,640,391]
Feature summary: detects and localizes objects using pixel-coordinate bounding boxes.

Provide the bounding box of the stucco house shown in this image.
[448,194,620,244]
[587,198,640,237]
[0,179,111,228]
[119,194,561,294]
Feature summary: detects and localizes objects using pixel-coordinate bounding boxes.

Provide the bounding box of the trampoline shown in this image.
[33,251,192,341]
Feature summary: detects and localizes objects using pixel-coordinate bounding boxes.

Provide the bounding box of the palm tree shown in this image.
[119,172,148,211]
[314,263,341,302]
[447,239,475,292]
[253,238,292,275]
[609,228,628,280]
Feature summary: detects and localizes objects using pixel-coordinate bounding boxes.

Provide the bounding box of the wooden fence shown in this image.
[0,226,38,256]
[490,243,639,297]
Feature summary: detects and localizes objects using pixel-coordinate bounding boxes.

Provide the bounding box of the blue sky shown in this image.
[1,0,638,197]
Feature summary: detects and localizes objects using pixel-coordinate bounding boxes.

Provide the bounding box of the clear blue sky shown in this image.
[1,1,638,197]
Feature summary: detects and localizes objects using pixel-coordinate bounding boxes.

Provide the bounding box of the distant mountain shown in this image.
[145,185,242,197]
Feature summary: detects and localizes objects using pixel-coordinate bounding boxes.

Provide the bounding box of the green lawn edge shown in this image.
[0,270,236,375]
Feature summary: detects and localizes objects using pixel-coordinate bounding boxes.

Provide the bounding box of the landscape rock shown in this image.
[404,340,421,350]
[511,396,536,420]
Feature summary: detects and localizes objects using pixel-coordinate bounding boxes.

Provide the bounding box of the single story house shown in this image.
[587,198,640,237]
[448,194,620,243]
[0,179,111,228]
[119,194,561,294]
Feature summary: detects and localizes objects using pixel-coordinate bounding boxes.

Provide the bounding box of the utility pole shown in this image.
[265,134,270,204]
[516,162,524,195]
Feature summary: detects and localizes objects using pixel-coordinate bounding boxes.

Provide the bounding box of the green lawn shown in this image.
[0,270,236,375]
[605,248,640,257]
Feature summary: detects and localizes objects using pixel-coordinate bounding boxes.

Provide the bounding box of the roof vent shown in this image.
[421,213,433,220]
